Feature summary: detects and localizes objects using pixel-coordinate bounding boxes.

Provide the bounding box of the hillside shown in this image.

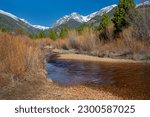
[0,10,49,34]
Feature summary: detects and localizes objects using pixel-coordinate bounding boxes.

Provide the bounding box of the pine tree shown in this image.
[36,31,46,38]
[48,29,58,40]
[112,0,135,32]
[28,33,34,39]
[0,27,8,32]
[99,13,111,30]
[59,27,69,38]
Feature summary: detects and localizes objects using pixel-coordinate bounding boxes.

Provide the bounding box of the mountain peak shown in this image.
[52,4,117,29]
[71,12,78,15]
[52,12,85,28]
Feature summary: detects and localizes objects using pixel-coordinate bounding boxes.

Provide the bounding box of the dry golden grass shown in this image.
[53,39,67,49]
[0,32,47,99]
[0,32,46,99]
[53,27,150,61]
[35,38,53,48]
[54,29,99,51]
[0,32,45,79]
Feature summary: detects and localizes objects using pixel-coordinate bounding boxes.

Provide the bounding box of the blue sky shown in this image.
[0,0,140,27]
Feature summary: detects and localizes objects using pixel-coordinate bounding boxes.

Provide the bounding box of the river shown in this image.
[46,55,150,99]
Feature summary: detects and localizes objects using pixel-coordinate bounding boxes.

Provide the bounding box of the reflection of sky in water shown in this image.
[46,60,113,86]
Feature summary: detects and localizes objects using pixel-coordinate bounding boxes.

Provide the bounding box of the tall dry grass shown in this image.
[55,28,99,52]
[0,32,46,80]
[53,27,150,60]
[0,32,46,99]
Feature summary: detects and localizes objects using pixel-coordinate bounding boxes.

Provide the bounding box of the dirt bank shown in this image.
[50,49,149,63]
[57,53,143,63]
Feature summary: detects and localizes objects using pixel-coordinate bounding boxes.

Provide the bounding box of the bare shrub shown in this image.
[67,30,79,49]
[121,28,149,54]
[128,7,150,41]
[52,23,150,60]
[35,38,53,49]
[79,27,98,51]
[0,32,45,81]
[99,24,114,42]
[58,28,99,52]
[53,39,68,50]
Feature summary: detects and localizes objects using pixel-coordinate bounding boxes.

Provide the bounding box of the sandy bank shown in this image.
[57,53,144,63]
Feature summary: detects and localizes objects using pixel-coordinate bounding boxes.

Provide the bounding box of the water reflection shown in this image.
[47,58,150,87]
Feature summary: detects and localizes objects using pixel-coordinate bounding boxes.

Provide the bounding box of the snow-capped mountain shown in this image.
[32,25,49,30]
[52,13,86,28]
[0,1,149,32]
[0,10,49,31]
[86,4,117,21]
[52,4,117,28]
[0,10,20,21]
[136,1,150,7]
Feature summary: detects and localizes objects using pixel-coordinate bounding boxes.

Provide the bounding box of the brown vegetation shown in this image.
[0,32,46,99]
[53,26,150,61]
[128,7,150,41]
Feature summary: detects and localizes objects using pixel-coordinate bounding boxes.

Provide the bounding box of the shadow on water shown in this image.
[46,54,150,99]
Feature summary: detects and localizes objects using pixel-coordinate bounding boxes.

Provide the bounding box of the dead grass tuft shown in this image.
[0,32,44,79]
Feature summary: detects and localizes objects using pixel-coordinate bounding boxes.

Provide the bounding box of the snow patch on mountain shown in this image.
[0,10,19,21]
[32,25,49,30]
[136,1,150,7]
[0,10,49,30]
[52,4,117,28]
